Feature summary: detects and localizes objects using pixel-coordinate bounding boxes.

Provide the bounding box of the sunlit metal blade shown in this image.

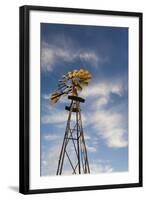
[64,89,71,95]
[72,70,78,77]
[75,81,82,91]
[80,81,88,87]
[58,84,66,88]
[83,74,92,79]
[58,85,68,91]
[79,69,84,73]
[59,80,66,83]
[76,85,82,91]
[62,75,67,78]
[66,71,72,78]
[84,70,90,74]
[50,92,62,104]
[79,79,90,83]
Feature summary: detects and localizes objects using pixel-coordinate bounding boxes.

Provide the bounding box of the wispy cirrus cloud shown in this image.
[82,79,128,148]
[43,134,61,141]
[86,145,97,153]
[41,144,61,176]
[80,79,124,99]
[90,162,113,174]
[89,110,128,148]
[41,110,67,124]
[41,38,100,72]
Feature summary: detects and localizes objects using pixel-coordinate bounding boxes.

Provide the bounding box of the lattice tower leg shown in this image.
[56,97,90,175]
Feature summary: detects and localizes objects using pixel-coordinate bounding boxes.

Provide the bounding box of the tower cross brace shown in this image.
[56,95,90,175]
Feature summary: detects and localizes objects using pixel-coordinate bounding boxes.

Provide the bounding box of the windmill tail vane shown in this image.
[49,69,92,175]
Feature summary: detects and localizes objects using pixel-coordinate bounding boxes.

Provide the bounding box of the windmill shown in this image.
[50,69,92,175]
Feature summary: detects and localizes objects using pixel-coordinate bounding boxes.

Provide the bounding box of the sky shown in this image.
[40,23,128,176]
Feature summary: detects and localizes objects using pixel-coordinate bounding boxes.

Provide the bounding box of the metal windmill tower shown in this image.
[50,69,92,175]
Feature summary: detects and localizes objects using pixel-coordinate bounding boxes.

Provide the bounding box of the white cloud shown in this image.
[41,101,68,124]
[44,134,60,141]
[41,40,100,72]
[90,162,113,174]
[41,144,61,176]
[79,51,99,66]
[41,110,67,124]
[84,134,91,140]
[91,110,128,148]
[82,79,128,148]
[41,103,87,125]
[86,145,97,153]
[96,96,109,108]
[41,47,55,71]
[42,94,50,100]
[80,80,124,99]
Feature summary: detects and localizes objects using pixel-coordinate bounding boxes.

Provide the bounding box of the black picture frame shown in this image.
[19,5,143,194]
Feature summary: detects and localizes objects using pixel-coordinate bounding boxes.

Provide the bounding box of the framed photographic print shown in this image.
[19,5,143,194]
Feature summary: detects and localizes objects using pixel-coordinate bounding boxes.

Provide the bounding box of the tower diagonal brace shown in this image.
[56,96,90,175]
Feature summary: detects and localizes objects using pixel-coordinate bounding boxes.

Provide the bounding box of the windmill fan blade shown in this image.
[75,82,82,91]
[86,74,92,79]
[76,85,82,91]
[72,70,78,77]
[58,84,67,90]
[63,87,72,94]
[79,69,84,72]
[82,74,92,79]
[84,70,90,74]
[67,72,73,79]
[67,88,72,93]
[62,75,69,80]
[62,93,68,97]
[50,92,62,104]
[58,81,66,85]
[79,79,90,83]
[63,87,72,96]
[79,81,88,87]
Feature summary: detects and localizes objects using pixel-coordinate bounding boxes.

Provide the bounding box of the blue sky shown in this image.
[40,23,128,176]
